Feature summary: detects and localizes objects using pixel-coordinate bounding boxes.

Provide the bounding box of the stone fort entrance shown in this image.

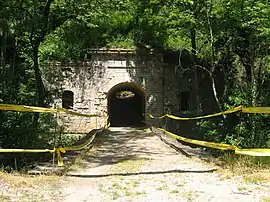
[47,48,217,137]
[108,82,145,127]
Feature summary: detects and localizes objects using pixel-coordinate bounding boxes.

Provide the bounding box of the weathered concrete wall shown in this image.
[47,49,165,132]
[46,48,219,137]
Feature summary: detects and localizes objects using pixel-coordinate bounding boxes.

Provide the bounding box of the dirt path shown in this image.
[0,127,269,201]
[58,127,270,202]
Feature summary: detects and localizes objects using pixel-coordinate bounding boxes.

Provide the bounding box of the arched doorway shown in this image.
[108,82,145,127]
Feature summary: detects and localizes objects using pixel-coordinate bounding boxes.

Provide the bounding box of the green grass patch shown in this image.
[112,182,124,190]
[112,191,121,200]
[244,172,270,184]
[156,184,167,191]
[237,185,248,191]
[111,158,146,173]
[0,194,11,202]
[207,153,270,181]
[170,189,180,193]
[261,196,270,202]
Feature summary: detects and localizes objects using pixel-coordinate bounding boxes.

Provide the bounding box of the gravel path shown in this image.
[59,127,270,202]
[0,127,269,201]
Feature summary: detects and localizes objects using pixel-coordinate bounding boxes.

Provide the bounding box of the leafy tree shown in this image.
[0,0,269,169]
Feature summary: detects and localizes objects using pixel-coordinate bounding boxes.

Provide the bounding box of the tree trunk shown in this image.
[191,29,197,56]
[241,55,254,105]
[30,0,54,128]
[32,44,45,128]
[0,29,4,63]
[0,30,6,103]
[191,0,200,113]
[12,38,19,101]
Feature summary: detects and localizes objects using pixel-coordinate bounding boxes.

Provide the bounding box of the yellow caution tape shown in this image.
[149,105,270,121]
[64,120,110,152]
[148,114,155,119]
[2,103,269,120]
[0,148,59,164]
[0,148,55,153]
[0,104,58,113]
[235,148,270,156]
[0,104,101,117]
[156,128,270,156]
[149,106,243,120]
[242,107,270,114]
[0,119,111,166]
[64,133,97,151]
[0,130,98,167]
[55,120,110,166]
[157,128,236,150]
[55,148,66,167]
[57,107,101,117]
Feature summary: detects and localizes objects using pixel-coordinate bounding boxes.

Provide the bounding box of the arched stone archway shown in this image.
[108,82,145,127]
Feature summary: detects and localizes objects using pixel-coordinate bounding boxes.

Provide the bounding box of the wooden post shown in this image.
[52,106,58,170]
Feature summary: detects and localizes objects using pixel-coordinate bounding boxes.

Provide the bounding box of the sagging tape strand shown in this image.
[0,148,55,153]
[52,120,110,166]
[149,105,270,121]
[157,128,270,156]
[0,120,110,166]
[242,107,270,114]
[0,104,101,117]
[148,106,242,120]
[157,128,236,150]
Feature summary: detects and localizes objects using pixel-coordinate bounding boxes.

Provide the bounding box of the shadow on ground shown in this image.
[74,127,162,168]
[29,125,213,175]
[66,168,217,178]
[66,125,213,170]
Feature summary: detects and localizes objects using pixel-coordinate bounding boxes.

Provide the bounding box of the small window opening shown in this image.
[180,91,190,111]
[61,67,72,72]
[62,90,74,109]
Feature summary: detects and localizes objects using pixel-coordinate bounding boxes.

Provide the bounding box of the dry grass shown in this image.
[111,158,146,173]
[0,194,11,202]
[244,172,270,183]
[63,145,99,173]
[206,153,270,182]
[0,171,63,201]
[0,171,60,188]
[181,190,197,201]
[261,196,270,202]
[99,178,146,199]
[65,155,88,172]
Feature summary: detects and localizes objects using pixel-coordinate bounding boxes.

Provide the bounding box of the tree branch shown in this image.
[193,64,225,118]
[4,5,33,18]
[39,0,54,43]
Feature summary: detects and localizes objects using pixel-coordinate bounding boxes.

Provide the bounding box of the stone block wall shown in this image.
[47,49,165,132]
[46,48,219,137]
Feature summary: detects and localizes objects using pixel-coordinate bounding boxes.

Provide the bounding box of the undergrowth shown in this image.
[208,152,270,182]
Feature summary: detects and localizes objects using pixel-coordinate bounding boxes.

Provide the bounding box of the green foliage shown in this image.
[1,0,270,169]
[193,0,270,151]
[106,35,135,49]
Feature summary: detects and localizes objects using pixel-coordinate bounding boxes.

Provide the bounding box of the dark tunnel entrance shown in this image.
[108,82,145,127]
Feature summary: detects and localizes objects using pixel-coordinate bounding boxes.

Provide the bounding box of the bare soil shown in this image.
[1,127,269,202]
